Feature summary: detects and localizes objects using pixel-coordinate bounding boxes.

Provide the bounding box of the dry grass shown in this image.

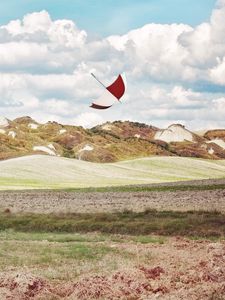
[0,210,224,237]
[0,231,161,281]
[0,232,224,299]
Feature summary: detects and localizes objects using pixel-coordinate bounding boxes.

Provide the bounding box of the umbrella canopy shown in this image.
[90,73,126,109]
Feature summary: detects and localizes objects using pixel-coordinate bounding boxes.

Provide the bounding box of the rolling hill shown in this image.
[1,155,225,190]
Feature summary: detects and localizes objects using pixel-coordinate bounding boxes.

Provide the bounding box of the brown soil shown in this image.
[0,179,225,214]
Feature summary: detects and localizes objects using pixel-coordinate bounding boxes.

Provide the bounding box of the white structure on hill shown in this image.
[154,124,193,143]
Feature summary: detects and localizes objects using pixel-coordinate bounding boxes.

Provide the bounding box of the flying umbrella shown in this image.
[90,73,126,109]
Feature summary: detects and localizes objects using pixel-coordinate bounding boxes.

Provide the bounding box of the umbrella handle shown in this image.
[91,73,106,88]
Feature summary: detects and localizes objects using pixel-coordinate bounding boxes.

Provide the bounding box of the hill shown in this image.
[1,116,225,162]
[1,155,225,190]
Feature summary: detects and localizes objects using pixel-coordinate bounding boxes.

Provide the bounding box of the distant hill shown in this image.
[0,116,225,162]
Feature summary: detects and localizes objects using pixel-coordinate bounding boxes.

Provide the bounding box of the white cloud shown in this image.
[108,23,193,81]
[169,86,205,108]
[4,11,51,34]
[217,0,225,7]
[179,2,225,81]
[210,57,225,84]
[73,112,104,128]
[0,5,225,129]
[48,20,87,49]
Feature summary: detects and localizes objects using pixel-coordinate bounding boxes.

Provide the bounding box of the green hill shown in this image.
[1,155,225,190]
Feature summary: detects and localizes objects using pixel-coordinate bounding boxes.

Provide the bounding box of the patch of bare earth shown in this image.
[1,183,225,213]
[0,238,224,299]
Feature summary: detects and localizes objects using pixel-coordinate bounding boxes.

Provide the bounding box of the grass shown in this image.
[131,235,165,244]
[0,231,106,243]
[1,181,225,194]
[0,238,122,280]
[0,209,224,238]
[0,209,223,282]
[62,183,225,193]
[0,230,166,244]
[0,230,164,280]
[1,155,225,190]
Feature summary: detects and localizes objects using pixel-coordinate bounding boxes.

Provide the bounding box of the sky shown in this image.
[0,0,216,36]
[0,0,225,129]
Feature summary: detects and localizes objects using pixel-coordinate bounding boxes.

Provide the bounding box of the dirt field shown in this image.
[0,179,225,214]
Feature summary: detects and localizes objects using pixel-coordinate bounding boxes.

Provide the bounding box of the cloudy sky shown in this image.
[0,0,225,129]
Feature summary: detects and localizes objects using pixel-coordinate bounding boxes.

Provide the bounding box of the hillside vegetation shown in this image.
[1,116,225,162]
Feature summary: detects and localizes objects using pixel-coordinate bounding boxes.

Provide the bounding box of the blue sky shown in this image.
[0,0,217,36]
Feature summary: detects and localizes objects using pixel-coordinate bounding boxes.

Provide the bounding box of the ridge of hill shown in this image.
[0,116,225,162]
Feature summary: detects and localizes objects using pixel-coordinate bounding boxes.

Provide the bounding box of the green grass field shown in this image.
[1,155,225,190]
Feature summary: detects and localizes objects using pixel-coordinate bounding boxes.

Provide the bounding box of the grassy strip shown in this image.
[1,182,225,194]
[63,183,225,193]
[0,230,166,244]
[0,210,225,237]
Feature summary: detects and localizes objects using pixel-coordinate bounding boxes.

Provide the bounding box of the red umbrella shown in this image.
[90,73,126,109]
